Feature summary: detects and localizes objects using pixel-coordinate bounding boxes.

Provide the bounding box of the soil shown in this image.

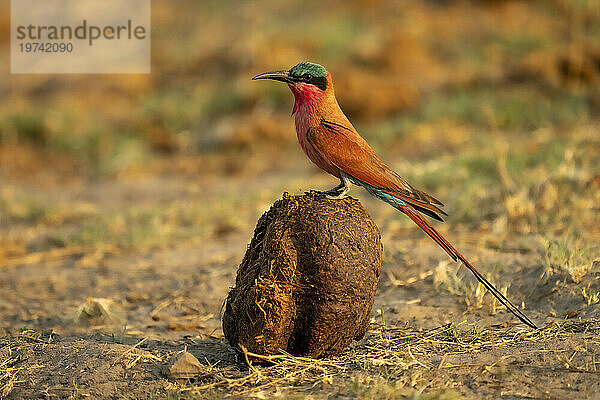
[2,173,599,399]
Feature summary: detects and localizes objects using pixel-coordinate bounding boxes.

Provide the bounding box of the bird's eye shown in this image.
[303,73,313,80]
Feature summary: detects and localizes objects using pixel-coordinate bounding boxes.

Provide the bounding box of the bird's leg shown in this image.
[316,174,350,199]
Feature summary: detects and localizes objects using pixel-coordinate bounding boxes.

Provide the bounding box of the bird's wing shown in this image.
[307,119,447,219]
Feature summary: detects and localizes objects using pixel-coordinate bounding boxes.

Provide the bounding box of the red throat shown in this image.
[289,82,324,115]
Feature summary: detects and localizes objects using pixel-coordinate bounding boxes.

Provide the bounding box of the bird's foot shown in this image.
[312,175,351,199]
[324,191,348,200]
[314,186,349,200]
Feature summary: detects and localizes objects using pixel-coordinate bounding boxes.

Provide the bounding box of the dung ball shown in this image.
[223,192,382,358]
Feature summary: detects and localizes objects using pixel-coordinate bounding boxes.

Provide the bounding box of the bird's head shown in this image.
[253,62,331,110]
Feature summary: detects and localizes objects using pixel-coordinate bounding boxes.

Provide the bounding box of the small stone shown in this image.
[72,297,124,325]
[163,351,204,381]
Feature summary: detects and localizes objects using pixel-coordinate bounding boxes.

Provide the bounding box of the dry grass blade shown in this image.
[0,356,19,398]
[0,246,117,269]
[111,337,149,366]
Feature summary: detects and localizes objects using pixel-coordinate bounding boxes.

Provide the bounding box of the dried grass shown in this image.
[165,319,600,397]
[2,319,599,397]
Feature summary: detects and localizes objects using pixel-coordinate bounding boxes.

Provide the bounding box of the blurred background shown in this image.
[0,0,599,332]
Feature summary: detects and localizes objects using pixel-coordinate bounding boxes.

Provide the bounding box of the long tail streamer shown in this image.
[397,202,538,329]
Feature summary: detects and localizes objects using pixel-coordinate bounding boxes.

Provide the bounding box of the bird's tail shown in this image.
[352,179,537,328]
[397,203,537,329]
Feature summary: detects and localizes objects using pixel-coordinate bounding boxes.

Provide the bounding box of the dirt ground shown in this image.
[2,0,600,398]
[2,170,599,399]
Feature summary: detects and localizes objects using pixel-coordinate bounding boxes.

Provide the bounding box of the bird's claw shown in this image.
[312,175,350,199]
[324,191,348,200]
[314,188,349,200]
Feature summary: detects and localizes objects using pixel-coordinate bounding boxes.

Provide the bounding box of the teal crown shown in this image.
[289,62,327,78]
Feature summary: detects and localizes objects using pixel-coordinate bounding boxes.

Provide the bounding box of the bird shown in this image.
[253,62,537,329]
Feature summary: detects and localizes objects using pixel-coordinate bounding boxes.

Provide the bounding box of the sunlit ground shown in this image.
[1,0,600,398]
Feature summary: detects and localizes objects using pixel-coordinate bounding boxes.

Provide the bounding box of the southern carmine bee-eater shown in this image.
[253,62,537,329]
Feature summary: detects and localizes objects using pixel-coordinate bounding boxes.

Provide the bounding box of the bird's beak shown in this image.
[252,70,293,84]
